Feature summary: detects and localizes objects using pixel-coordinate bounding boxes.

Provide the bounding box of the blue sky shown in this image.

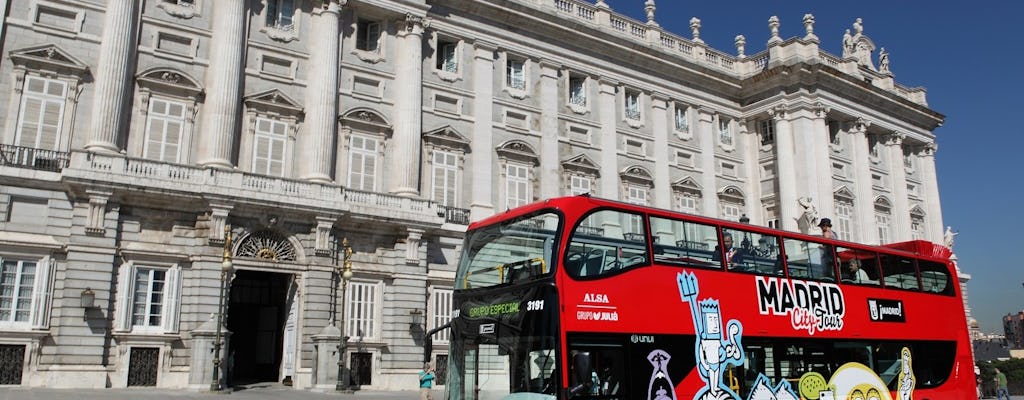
[609,1,1023,333]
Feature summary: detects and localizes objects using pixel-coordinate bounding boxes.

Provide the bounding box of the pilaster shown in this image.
[198,0,247,169]
[918,143,944,242]
[597,77,619,200]
[886,132,911,241]
[315,216,338,257]
[538,60,560,199]
[771,105,798,231]
[300,2,343,183]
[650,92,670,209]
[697,107,717,217]
[389,14,427,197]
[850,119,877,244]
[469,41,497,221]
[85,0,139,153]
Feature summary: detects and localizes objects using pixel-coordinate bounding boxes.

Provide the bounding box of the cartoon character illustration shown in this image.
[677,272,744,400]
[799,348,915,400]
[647,350,677,400]
[748,374,799,400]
[896,347,915,400]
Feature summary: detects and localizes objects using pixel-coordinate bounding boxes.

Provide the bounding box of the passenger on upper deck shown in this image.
[818,218,838,240]
[713,232,747,269]
[846,258,876,284]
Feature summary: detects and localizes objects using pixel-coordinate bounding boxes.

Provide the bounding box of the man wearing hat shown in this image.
[818,218,837,240]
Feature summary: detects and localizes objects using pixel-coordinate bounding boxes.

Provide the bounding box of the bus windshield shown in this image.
[457,211,561,289]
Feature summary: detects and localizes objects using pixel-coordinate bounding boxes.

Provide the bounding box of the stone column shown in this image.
[389,14,426,196]
[651,93,670,209]
[696,107,717,216]
[739,120,763,222]
[85,0,139,153]
[198,0,247,169]
[918,143,944,242]
[597,78,619,200]
[887,132,911,241]
[812,104,834,218]
[538,61,560,199]
[469,41,497,221]
[771,105,798,232]
[850,119,877,244]
[300,2,343,182]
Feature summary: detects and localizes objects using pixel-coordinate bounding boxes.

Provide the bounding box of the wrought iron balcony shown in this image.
[0,144,70,172]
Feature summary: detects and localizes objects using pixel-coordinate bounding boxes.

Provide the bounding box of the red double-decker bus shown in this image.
[440,195,975,400]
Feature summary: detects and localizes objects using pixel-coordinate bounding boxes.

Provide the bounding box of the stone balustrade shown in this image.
[62,151,468,225]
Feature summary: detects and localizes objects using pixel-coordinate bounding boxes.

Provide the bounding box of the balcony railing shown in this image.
[0,144,70,172]
[66,151,470,225]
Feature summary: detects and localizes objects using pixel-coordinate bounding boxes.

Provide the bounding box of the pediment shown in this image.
[496,140,538,165]
[561,154,599,175]
[423,125,470,151]
[672,176,702,191]
[136,68,203,98]
[619,165,653,184]
[9,44,89,76]
[909,205,926,217]
[244,89,303,118]
[718,185,744,201]
[834,186,856,200]
[340,108,392,134]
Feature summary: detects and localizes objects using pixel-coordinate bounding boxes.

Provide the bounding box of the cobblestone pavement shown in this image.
[0,384,430,400]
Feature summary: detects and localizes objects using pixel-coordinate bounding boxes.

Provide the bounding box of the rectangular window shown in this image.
[436,40,458,73]
[719,118,733,145]
[832,162,846,178]
[431,288,453,343]
[0,260,36,323]
[356,19,381,52]
[625,186,647,235]
[676,151,694,167]
[348,136,378,191]
[431,151,458,206]
[761,162,776,178]
[828,120,841,145]
[674,105,689,132]
[624,91,640,120]
[131,268,166,328]
[910,217,925,240]
[568,76,586,106]
[506,58,525,90]
[679,196,697,214]
[16,76,66,150]
[625,139,644,157]
[266,0,294,30]
[115,264,180,333]
[722,203,741,221]
[252,117,287,176]
[568,126,589,143]
[875,212,891,244]
[720,162,737,177]
[505,164,530,209]
[759,119,775,146]
[347,282,379,340]
[836,202,853,241]
[569,175,591,196]
[144,98,187,163]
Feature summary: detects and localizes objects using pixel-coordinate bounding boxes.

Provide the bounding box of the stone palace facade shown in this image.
[0,0,960,392]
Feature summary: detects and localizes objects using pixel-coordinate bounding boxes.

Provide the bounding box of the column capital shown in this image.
[882,130,905,146]
[597,76,619,93]
[398,13,428,37]
[768,104,789,121]
[813,102,830,118]
[650,91,670,105]
[472,40,498,59]
[538,59,560,79]
[850,117,871,133]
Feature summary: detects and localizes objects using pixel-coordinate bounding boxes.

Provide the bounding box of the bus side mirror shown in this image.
[568,351,593,397]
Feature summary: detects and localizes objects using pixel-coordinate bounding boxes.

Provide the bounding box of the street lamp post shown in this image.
[210,227,233,391]
[336,238,354,392]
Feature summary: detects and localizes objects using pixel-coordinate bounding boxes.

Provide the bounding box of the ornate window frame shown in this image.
[157,0,200,19]
[5,44,88,151]
[496,140,539,210]
[566,72,590,115]
[422,126,470,207]
[352,15,386,64]
[671,177,702,215]
[241,89,303,178]
[432,33,463,82]
[129,69,203,163]
[561,153,600,196]
[717,186,745,221]
[501,51,530,100]
[337,108,392,191]
[672,102,691,140]
[261,0,300,43]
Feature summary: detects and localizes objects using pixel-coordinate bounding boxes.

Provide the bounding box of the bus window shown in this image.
[722,228,782,276]
[566,344,627,398]
[649,215,719,269]
[879,254,920,291]
[457,211,559,289]
[782,238,837,282]
[918,260,954,295]
[836,247,881,286]
[566,209,649,279]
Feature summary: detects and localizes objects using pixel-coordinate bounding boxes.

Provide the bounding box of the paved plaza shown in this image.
[0,384,430,400]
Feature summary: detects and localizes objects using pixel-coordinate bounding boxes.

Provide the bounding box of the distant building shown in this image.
[0,0,958,393]
[973,338,1011,362]
[1004,312,1024,349]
